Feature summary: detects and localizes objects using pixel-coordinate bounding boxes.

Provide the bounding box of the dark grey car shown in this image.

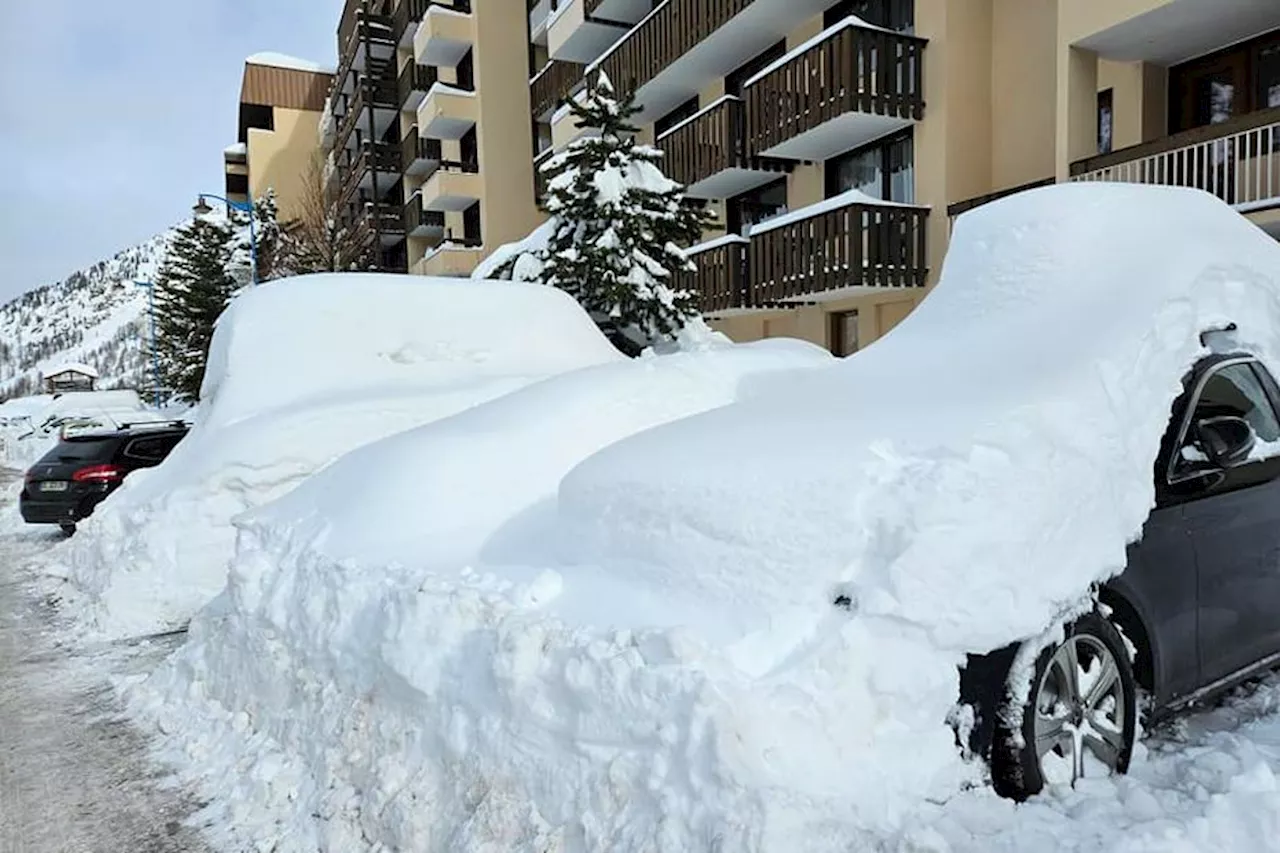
[961,351,1280,798]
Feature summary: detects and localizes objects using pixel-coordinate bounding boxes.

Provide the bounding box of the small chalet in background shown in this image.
[43,363,99,394]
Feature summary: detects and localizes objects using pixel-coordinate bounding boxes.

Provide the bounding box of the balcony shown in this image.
[402,128,443,177]
[1070,107,1280,216]
[675,235,748,313]
[593,0,833,124]
[393,0,428,47]
[530,0,553,42]
[336,77,399,151]
[418,82,478,140]
[548,0,649,65]
[743,19,926,161]
[656,95,789,199]
[413,2,474,67]
[398,62,437,111]
[337,141,402,207]
[530,59,587,122]
[420,161,483,211]
[747,193,929,303]
[405,192,446,238]
[335,12,396,90]
[412,242,485,277]
[351,199,407,248]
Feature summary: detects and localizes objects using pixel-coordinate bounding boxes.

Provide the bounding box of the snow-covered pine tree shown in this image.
[227,189,286,284]
[154,214,237,401]
[497,72,712,355]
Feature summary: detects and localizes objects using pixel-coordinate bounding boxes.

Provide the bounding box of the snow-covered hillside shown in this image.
[0,229,175,401]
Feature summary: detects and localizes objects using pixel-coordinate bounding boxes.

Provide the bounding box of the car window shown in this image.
[42,438,117,464]
[1173,361,1280,476]
[122,433,183,463]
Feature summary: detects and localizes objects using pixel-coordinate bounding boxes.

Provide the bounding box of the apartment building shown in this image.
[223,55,334,223]
[528,0,1280,354]
[320,0,542,274]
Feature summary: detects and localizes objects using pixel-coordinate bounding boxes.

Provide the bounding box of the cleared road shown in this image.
[0,468,212,853]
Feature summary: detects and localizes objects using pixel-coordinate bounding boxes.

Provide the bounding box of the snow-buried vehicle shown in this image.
[140,184,1280,850]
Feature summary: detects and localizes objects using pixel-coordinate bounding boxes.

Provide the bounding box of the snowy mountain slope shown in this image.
[0,229,176,401]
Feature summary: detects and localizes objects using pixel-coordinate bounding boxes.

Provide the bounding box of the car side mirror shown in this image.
[1195,415,1256,467]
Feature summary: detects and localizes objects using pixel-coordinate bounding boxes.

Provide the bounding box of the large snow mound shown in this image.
[52,274,622,639]
[133,185,1280,851]
[242,336,833,573]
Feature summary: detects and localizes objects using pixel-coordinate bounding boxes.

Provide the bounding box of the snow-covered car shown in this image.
[961,348,1280,797]
[53,273,622,639]
[134,185,1280,851]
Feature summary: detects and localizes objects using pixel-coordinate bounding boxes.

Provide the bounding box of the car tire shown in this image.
[59,523,76,537]
[991,610,1137,800]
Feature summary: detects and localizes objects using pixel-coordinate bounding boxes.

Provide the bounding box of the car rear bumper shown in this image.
[19,485,113,525]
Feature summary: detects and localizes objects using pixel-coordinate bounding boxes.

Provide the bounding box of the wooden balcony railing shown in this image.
[393,0,428,44]
[335,77,399,152]
[946,177,1055,219]
[674,237,748,313]
[530,59,586,120]
[658,96,758,190]
[404,197,445,235]
[336,12,397,89]
[398,61,437,108]
[748,201,929,303]
[744,23,925,157]
[1070,107,1280,210]
[401,130,443,175]
[337,141,402,207]
[596,0,753,99]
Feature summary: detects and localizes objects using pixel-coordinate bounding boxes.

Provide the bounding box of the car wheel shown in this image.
[991,611,1137,800]
[59,523,76,537]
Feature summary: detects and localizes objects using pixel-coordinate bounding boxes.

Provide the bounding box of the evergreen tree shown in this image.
[153,214,237,401]
[227,189,286,284]
[494,73,712,354]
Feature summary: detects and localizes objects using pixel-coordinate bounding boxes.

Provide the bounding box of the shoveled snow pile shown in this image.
[131,185,1280,851]
[51,274,621,639]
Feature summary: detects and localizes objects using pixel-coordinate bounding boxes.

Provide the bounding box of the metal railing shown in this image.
[1071,107,1280,210]
[744,23,926,157]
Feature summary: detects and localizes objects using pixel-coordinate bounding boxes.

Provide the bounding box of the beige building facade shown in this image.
[315,1,1280,349]
[224,58,333,224]
[526,0,1280,354]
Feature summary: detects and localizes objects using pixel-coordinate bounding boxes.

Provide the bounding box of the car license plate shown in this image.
[39,481,69,492]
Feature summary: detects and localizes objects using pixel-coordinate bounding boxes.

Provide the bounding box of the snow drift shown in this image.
[0,390,153,470]
[135,185,1280,851]
[54,274,621,638]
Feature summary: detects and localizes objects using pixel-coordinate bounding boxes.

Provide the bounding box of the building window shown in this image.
[456,49,475,92]
[1170,29,1280,133]
[462,201,482,245]
[460,127,479,170]
[825,130,914,203]
[824,0,913,33]
[225,173,250,195]
[1097,88,1113,154]
[238,103,274,142]
[830,310,859,356]
[725,40,786,96]
[655,96,700,138]
[727,178,787,235]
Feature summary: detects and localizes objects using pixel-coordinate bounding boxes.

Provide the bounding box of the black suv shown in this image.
[19,422,189,534]
[960,350,1280,799]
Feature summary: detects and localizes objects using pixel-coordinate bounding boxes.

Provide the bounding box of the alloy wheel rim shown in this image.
[1032,634,1127,786]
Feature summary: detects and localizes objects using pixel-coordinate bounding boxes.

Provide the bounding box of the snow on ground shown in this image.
[129,186,1280,851]
[50,274,622,640]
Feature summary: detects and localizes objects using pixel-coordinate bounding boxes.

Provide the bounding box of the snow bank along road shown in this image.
[0,468,211,853]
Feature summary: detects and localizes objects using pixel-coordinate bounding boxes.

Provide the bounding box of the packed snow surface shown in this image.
[55,274,621,639]
[136,185,1280,851]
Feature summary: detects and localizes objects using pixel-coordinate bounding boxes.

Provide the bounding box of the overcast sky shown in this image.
[0,0,345,305]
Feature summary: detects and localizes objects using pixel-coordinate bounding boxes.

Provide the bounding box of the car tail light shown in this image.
[71,464,125,484]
